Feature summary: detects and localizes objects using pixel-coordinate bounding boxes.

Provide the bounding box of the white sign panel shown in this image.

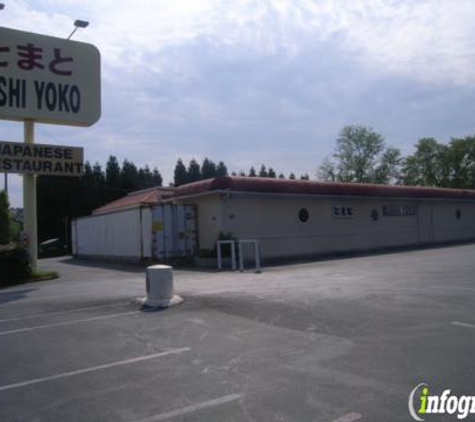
[0,140,84,176]
[0,27,100,126]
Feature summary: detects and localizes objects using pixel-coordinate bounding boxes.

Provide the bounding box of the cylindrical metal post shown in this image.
[23,120,37,272]
[217,242,222,270]
[255,241,261,273]
[231,242,236,271]
[239,241,244,272]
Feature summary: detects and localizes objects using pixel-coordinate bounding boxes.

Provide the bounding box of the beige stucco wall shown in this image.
[176,194,224,250]
[176,192,475,259]
[432,202,475,242]
[222,195,421,258]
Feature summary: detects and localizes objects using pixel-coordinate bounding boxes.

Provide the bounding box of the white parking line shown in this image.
[452,321,475,329]
[0,348,190,392]
[331,413,362,422]
[0,302,125,323]
[134,393,242,421]
[0,286,143,303]
[0,311,141,336]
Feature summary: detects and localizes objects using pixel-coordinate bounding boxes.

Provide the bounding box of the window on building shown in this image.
[298,208,309,223]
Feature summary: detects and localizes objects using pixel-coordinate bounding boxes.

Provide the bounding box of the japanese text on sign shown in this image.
[0,27,100,126]
[332,206,354,218]
[1,44,74,75]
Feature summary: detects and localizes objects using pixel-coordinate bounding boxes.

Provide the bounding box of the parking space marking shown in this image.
[134,393,242,421]
[0,302,126,323]
[0,287,143,303]
[331,412,362,422]
[0,348,190,392]
[452,321,475,329]
[0,310,141,336]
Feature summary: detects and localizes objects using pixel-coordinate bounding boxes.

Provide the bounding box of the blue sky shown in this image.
[2,0,475,207]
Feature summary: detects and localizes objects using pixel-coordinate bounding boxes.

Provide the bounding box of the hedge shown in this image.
[0,244,31,287]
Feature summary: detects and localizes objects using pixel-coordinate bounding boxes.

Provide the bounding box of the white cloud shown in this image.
[2,0,475,207]
[3,0,475,85]
[335,0,475,86]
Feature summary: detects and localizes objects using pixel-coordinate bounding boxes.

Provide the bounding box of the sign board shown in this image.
[0,140,84,176]
[383,205,417,217]
[332,206,353,218]
[0,27,100,126]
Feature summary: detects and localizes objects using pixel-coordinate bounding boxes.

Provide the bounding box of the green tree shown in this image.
[81,161,94,186]
[373,147,402,184]
[201,158,217,179]
[401,138,447,187]
[106,156,121,188]
[300,174,310,180]
[121,160,139,190]
[258,165,268,177]
[319,125,401,184]
[289,172,296,180]
[442,136,475,188]
[188,159,201,182]
[152,167,163,186]
[0,190,11,244]
[174,159,188,187]
[249,166,257,177]
[401,136,475,188]
[92,162,105,185]
[216,161,228,177]
[317,158,336,181]
[278,173,285,179]
[268,168,276,178]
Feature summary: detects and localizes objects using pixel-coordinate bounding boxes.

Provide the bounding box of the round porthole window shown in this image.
[298,208,309,223]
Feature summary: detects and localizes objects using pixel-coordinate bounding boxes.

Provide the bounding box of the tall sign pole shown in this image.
[0,26,101,271]
[23,120,37,271]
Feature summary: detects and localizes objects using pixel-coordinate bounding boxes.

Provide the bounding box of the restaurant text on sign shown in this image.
[0,140,84,176]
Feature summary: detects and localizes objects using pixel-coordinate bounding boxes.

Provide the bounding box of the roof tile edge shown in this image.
[174,176,475,200]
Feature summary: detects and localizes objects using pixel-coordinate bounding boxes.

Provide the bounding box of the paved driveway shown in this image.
[1,244,475,421]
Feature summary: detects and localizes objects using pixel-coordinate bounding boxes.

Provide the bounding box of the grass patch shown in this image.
[29,270,59,282]
[0,270,60,289]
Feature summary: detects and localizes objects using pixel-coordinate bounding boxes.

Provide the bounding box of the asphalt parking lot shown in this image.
[1,243,475,422]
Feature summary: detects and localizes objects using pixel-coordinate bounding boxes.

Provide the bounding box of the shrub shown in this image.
[197,248,216,258]
[0,190,11,244]
[196,232,239,259]
[0,244,31,287]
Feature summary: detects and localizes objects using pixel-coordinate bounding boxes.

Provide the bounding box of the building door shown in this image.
[417,203,434,244]
[152,205,197,260]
